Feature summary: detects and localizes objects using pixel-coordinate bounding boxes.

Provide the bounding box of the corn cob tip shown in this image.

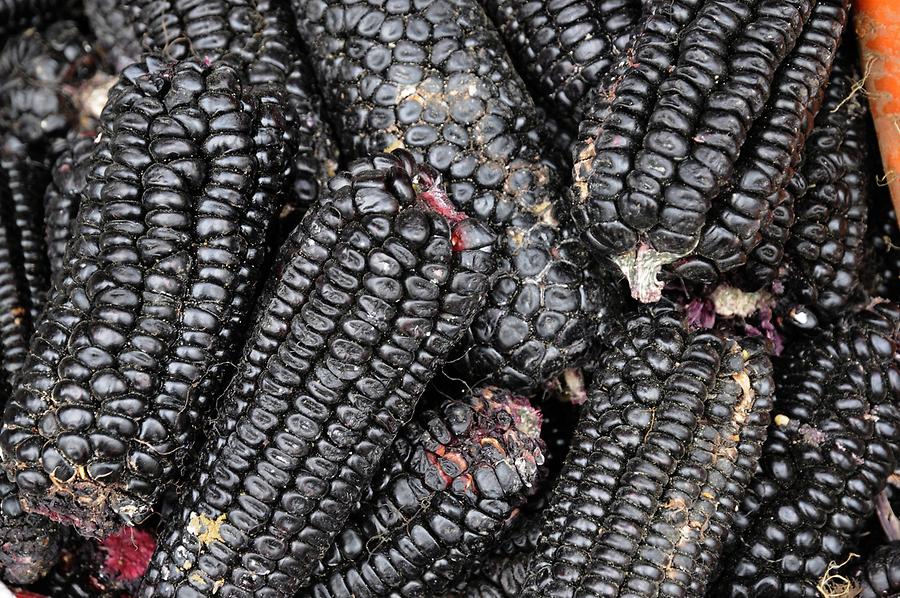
[612,243,680,303]
[18,484,142,539]
[0,477,62,586]
[0,517,61,585]
[473,387,542,441]
[420,387,546,500]
[408,161,466,224]
[467,387,545,491]
[384,149,495,252]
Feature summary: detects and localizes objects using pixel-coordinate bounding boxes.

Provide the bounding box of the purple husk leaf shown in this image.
[744,308,784,355]
[685,297,716,329]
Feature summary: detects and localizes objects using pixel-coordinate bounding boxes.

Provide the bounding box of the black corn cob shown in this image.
[0,55,296,537]
[1,137,53,327]
[83,0,146,72]
[0,27,104,582]
[710,303,900,597]
[84,0,234,69]
[283,55,339,207]
[0,158,35,382]
[0,27,108,585]
[308,385,545,597]
[444,395,580,598]
[676,0,851,289]
[0,22,105,151]
[481,0,642,135]
[274,54,340,243]
[43,132,96,290]
[571,0,850,301]
[0,375,63,586]
[771,49,870,323]
[85,0,305,79]
[139,151,495,598]
[291,0,614,392]
[524,300,775,597]
[848,542,900,598]
[83,0,339,226]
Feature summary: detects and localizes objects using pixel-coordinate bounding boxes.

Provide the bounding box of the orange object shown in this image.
[856,0,900,227]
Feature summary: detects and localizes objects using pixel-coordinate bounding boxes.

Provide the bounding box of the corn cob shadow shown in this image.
[864,98,900,306]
